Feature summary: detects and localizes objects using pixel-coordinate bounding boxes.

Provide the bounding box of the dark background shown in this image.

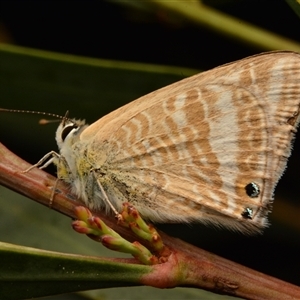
[1,0,300,69]
[0,0,300,290]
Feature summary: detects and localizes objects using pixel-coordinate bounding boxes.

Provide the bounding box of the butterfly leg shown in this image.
[92,169,120,217]
[22,151,63,207]
[22,151,60,172]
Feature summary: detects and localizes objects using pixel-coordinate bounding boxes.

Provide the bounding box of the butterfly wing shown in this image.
[82,51,300,233]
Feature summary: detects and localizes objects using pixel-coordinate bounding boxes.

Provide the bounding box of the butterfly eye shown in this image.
[241,207,253,219]
[61,124,78,141]
[245,182,260,198]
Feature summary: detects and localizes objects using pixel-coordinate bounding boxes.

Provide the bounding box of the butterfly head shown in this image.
[0,107,90,154]
[56,118,88,151]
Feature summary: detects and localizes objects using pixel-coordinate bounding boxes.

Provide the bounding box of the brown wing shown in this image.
[82,51,300,233]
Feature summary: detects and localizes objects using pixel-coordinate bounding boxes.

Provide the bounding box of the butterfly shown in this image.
[5,51,300,234]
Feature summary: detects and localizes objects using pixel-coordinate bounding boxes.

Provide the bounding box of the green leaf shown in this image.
[0,241,148,299]
[149,1,300,51]
[285,0,300,19]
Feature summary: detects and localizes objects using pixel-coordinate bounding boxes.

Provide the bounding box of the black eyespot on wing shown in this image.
[241,207,253,219]
[61,124,78,141]
[245,182,260,198]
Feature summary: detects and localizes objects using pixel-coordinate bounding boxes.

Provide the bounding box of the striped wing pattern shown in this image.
[80,52,300,233]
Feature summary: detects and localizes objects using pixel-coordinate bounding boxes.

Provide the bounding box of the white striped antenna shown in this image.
[0,108,70,125]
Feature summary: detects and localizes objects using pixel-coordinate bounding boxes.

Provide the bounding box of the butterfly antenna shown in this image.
[0,108,71,124]
[62,110,69,126]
